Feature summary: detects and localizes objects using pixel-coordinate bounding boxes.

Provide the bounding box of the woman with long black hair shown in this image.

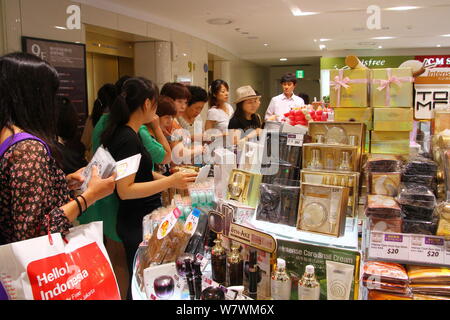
[0,52,115,245]
[100,77,197,298]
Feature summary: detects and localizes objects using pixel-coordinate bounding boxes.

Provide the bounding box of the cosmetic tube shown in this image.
[248,250,258,300]
[326,261,354,300]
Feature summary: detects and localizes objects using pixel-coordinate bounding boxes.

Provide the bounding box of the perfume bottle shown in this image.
[227,245,244,286]
[193,261,203,300]
[211,236,227,284]
[308,149,323,169]
[325,152,335,170]
[298,265,320,300]
[337,151,352,171]
[271,258,291,300]
[228,172,244,198]
[248,250,258,300]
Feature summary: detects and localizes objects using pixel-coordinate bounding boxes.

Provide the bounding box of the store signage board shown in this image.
[415,55,450,68]
[208,210,276,253]
[414,68,450,120]
[320,56,413,70]
[367,230,450,266]
[22,37,88,128]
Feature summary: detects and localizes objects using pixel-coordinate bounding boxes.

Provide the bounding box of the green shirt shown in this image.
[78,114,166,242]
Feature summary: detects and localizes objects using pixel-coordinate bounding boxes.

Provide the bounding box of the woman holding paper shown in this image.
[100,77,197,298]
[0,52,116,245]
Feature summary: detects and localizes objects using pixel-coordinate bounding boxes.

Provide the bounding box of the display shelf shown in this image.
[362,221,450,267]
[251,217,359,251]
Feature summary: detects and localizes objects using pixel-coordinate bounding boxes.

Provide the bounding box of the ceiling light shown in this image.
[437,44,442,47]
[264,43,269,46]
[371,36,396,40]
[385,6,420,11]
[206,18,233,25]
[441,34,450,37]
[319,44,326,50]
[54,26,67,30]
[378,45,383,49]
[280,58,288,61]
[183,53,187,57]
[319,38,331,42]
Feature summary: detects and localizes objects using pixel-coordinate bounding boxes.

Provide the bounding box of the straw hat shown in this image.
[234,85,261,104]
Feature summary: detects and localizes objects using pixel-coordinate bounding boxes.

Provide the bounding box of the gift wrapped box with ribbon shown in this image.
[330,68,370,108]
[371,68,414,108]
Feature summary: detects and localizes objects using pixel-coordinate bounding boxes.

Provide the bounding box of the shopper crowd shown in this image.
[0,51,305,299]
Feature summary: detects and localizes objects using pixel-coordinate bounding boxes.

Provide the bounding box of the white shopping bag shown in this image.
[0,222,120,300]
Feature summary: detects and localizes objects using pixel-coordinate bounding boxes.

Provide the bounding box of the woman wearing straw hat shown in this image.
[228,85,263,144]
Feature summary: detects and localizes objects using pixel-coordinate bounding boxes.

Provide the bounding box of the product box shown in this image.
[301,170,360,218]
[370,131,411,155]
[226,169,262,208]
[334,108,373,130]
[303,143,360,172]
[433,110,450,135]
[297,183,349,237]
[373,108,414,132]
[371,68,414,108]
[330,69,370,108]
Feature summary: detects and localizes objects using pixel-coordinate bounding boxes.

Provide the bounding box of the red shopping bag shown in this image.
[0,222,120,300]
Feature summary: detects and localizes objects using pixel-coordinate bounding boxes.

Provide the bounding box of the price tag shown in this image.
[409,235,445,265]
[287,134,303,146]
[368,232,409,262]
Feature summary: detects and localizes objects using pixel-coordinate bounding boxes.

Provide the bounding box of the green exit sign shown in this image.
[296,70,304,79]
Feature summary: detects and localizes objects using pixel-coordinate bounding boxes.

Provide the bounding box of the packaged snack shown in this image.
[256,183,281,224]
[402,218,438,235]
[413,294,450,300]
[368,172,401,197]
[368,290,413,300]
[365,154,403,173]
[407,265,450,284]
[366,195,402,218]
[368,216,403,233]
[402,156,438,176]
[362,261,409,284]
[397,183,437,220]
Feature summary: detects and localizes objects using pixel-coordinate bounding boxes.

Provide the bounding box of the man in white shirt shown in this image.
[265,73,305,122]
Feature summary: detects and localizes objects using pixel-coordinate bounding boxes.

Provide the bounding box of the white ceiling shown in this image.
[83,0,450,65]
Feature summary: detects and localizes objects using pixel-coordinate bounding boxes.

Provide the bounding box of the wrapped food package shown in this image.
[362,261,409,284]
[366,195,402,218]
[365,154,403,173]
[368,290,413,300]
[402,218,438,235]
[368,216,403,233]
[407,265,450,284]
[397,183,437,221]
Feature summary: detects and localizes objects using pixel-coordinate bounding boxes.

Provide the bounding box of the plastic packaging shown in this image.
[362,261,409,285]
[366,195,402,218]
[368,216,403,233]
[402,155,438,176]
[256,183,281,223]
[402,218,438,235]
[365,154,403,173]
[397,183,437,220]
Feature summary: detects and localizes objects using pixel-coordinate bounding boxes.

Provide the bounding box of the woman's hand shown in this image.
[66,168,85,190]
[169,171,198,189]
[83,166,116,205]
[148,114,160,129]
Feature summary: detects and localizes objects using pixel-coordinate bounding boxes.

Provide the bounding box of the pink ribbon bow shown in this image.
[374,68,414,106]
[330,69,368,107]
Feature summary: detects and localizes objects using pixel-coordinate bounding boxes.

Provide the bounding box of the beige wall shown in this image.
[0,0,270,119]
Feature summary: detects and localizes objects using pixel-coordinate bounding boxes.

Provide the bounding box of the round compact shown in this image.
[301,202,328,230]
[325,126,348,145]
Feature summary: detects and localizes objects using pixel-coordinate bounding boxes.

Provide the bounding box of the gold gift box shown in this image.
[373,108,413,131]
[226,169,262,208]
[370,131,411,155]
[301,170,360,218]
[371,68,413,108]
[433,110,450,135]
[297,183,349,237]
[334,108,373,130]
[303,143,360,172]
[330,69,370,108]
